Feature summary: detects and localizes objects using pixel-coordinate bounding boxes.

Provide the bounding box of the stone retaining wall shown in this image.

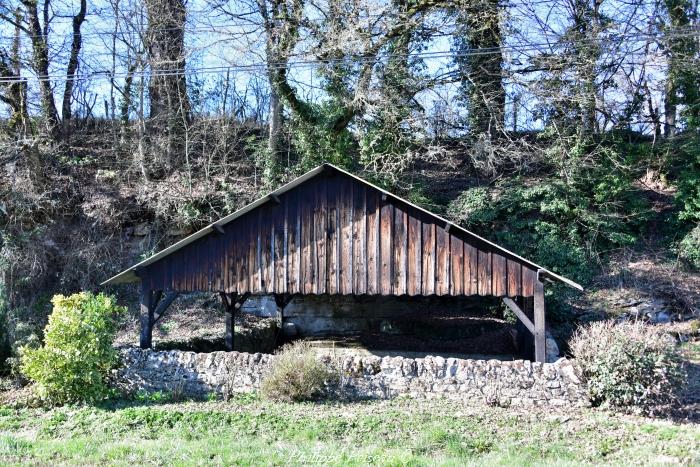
[115,348,589,408]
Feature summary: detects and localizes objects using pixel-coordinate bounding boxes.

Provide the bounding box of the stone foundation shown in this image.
[115,348,589,408]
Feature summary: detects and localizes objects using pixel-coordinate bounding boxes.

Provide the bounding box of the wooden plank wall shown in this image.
[144,173,539,297]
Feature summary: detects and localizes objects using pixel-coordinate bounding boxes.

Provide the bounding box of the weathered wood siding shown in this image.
[142,171,539,297]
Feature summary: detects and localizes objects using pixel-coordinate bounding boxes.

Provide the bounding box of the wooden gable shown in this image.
[140,168,539,297]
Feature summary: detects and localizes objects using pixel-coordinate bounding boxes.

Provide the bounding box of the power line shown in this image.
[0,1,684,41]
[0,26,697,84]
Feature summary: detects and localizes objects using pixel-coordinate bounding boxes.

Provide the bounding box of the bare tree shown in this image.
[60,0,87,139]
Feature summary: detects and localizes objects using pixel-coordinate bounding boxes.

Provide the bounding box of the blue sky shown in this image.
[0,0,675,134]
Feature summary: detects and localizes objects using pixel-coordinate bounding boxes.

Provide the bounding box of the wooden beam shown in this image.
[153,291,179,324]
[503,297,534,334]
[534,278,546,363]
[139,286,155,349]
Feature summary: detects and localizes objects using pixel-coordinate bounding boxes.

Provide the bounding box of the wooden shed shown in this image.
[103,163,582,362]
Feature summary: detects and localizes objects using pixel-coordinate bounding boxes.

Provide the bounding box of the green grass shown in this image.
[0,395,697,465]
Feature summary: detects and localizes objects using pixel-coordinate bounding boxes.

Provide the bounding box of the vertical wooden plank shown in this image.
[175,254,182,292]
[274,203,286,293]
[170,253,178,291]
[407,210,422,296]
[393,203,408,295]
[146,262,156,291]
[226,232,236,293]
[257,210,264,293]
[187,242,196,291]
[366,189,379,294]
[169,257,176,291]
[191,242,198,291]
[221,232,229,292]
[477,250,492,296]
[450,236,464,295]
[522,267,536,297]
[203,238,210,291]
[219,234,226,292]
[286,190,300,294]
[282,196,289,294]
[181,251,188,292]
[188,248,195,291]
[183,248,191,292]
[379,196,393,295]
[186,243,194,291]
[352,184,367,294]
[339,178,354,294]
[534,278,546,363]
[262,207,274,293]
[206,238,212,291]
[422,220,436,295]
[492,253,507,296]
[436,226,450,295]
[238,222,248,294]
[507,259,521,297]
[300,183,315,294]
[195,240,203,291]
[212,236,220,292]
[314,177,327,294]
[248,213,258,294]
[206,235,215,291]
[327,181,339,294]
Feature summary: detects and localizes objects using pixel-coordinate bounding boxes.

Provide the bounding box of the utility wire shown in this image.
[0,3,689,40]
[0,27,697,84]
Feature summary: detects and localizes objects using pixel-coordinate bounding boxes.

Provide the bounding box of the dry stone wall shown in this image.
[115,348,589,408]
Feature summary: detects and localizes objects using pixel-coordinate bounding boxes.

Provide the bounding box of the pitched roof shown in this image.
[102,163,582,290]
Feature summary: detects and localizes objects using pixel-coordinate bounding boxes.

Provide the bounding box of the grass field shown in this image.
[0,394,698,466]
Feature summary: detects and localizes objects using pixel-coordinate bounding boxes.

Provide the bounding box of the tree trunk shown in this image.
[664,79,677,137]
[0,9,30,137]
[22,0,61,141]
[60,0,87,139]
[268,78,284,164]
[455,0,505,137]
[663,0,698,136]
[145,0,190,175]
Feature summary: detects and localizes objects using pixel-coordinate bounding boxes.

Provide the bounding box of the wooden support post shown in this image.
[274,294,293,326]
[534,277,546,363]
[220,293,249,351]
[140,289,174,349]
[220,292,236,351]
[140,287,155,349]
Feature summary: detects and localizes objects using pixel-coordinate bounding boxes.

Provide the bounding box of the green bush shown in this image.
[20,292,126,405]
[673,136,700,224]
[678,225,700,271]
[570,321,686,410]
[261,341,337,402]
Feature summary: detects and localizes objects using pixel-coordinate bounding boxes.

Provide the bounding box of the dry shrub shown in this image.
[260,341,337,402]
[570,320,686,410]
